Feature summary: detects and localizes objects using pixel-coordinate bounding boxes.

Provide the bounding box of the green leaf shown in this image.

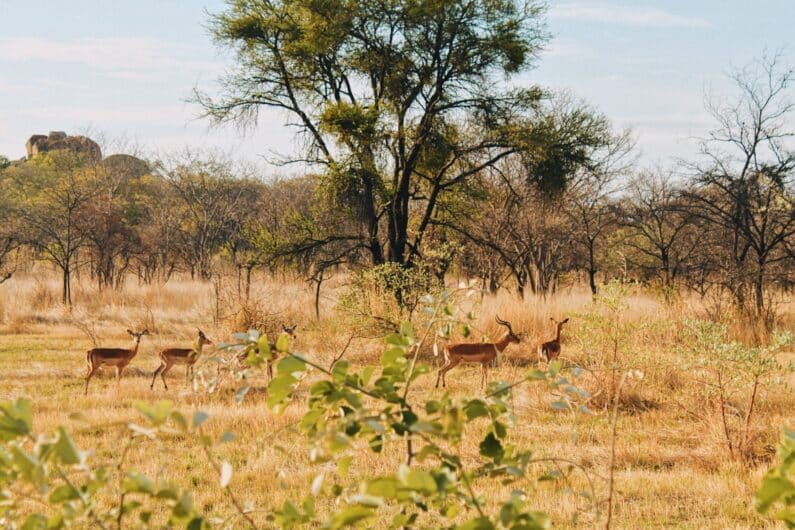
[384,333,408,347]
[380,346,406,367]
[11,446,46,491]
[53,427,82,465]
[123,472,154,494]
[276,333,290,352]
[527,368,546,380]
[338,455,352,478]
[465,400,490,420]
[155,486,179,500]
[49,484,79,504]
[0,398,33,440]
[366,477,398,498]
[277,355,306,376]
[192,411,209,429]
[20,514,48,530]
[235,385,250,404]
[134,400,174,426]
[756,476,795,513]
[257,335,272,360]
[479,432,504,460]
[332,360,350,382]
[399,321,414,340]
[268,373,299,411]
[220,431,236,443]
[172,491,195,519]
[170,411,188,431]
[187,517,207,530]
[328,506,373,528]
[369,434,383,453]
[404,470,436,495]
[458,516,495,530]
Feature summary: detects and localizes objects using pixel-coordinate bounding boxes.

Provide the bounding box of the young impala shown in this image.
[237,324,297,380]
[435,316,521,389]
[150,329,213,390]
[538,317,569,363]
[84,329,149,395]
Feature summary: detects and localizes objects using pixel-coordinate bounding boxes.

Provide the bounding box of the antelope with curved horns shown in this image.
[84,329,149,395]
[150,329,213,390]
[237,324,297,380]
[538,317,569,363]
[435,316,521,389]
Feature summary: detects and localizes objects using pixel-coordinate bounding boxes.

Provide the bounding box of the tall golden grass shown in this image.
[0,269,793,528]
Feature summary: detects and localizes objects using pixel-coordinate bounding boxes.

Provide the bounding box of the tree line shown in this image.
[1,0,793,331]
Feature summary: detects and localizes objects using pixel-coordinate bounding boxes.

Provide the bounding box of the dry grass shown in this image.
[1,270,793,528]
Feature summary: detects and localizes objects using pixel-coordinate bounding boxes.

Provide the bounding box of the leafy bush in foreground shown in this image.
[756,428,795,527]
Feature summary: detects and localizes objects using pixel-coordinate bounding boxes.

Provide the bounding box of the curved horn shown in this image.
[495,315,514,335]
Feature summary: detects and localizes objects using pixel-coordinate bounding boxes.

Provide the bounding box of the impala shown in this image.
[84,329,149,395]
[538,317,569,363]
[237,324,297,380]
[150,329,213,390]
[435,316,521,389]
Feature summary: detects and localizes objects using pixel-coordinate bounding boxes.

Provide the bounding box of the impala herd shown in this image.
[82,317,569,394]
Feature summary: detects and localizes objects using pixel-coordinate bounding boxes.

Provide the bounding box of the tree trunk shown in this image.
[588,243,598,296]
[245,265,253,302]
[62,264,72,306]
[314,269,324,319]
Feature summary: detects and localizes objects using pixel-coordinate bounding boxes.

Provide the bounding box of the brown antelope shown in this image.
[237,324,297,380]
[435,316,521,389]
[150,329,213,390]
[84,329,149,395]
[538,317,569,363]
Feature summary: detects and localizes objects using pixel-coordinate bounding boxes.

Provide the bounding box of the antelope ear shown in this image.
[562,318,570,324]
[549,317,555,322]
[142,329,150,335]
[127,329,133,335]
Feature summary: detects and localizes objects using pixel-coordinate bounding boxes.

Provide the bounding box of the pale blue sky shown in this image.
[1,1,793,172]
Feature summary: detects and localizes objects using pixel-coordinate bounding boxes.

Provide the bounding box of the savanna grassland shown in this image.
[1,272,793,529]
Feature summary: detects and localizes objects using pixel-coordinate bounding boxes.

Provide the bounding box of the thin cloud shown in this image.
[0,37,224,80]
[550,2,712,28]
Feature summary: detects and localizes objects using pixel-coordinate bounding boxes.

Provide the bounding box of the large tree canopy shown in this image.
[198,0,613,267]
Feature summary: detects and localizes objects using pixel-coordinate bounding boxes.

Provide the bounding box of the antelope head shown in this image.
[495,315,521,345]
[197,329,213,347]
[127,329,150,342]
[281,324,298,339]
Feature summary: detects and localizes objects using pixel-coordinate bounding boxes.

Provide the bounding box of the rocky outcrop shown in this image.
[102,154,150,180]
[25,131,102,162]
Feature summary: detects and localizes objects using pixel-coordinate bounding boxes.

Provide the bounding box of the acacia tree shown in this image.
[3,151,99,304]
[685,54,795,324]
[564,132,633,295]
[0,169,19,284]
[158,152,258,280]
[619,171,701,297]
[440,156,575,298]
[133,176,185,283]
[79,155,151,289]
[198,0,615,269]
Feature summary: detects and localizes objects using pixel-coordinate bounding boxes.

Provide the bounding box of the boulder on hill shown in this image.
[102,154,150,180]
[25,131,102,162]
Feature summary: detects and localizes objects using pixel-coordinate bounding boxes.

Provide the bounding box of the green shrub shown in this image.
[756,428,795,527]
